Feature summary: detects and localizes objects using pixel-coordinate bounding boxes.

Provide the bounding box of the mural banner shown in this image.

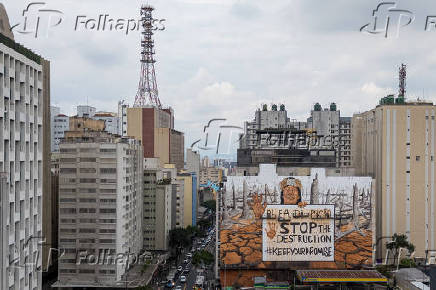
[262,204,335,262]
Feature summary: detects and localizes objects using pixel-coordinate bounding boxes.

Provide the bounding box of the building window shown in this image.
[79,168,96,173]
[100,168,117,174]
[80,158,96,162]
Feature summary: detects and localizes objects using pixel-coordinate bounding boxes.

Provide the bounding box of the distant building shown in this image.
[56,131,143,287]
[240,104,290,150]
[199,167,223,185]
[352,98,436,258]
[339,117,352,167]
[143,159,177,251]
[51,106,69,152]
[307,103,352,167]
[118,100,129,136]
[177,172,198,227]
[127,106,184,170]
[94,112,119,135]
[201,156,210,169]
[186,148,200,187]
[170,129,185,170]
[69,116,105,132]
[76,105,96,118]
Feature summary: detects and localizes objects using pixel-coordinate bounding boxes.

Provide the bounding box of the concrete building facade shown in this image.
[57,132,143,286]
[352,100,436,258]
[143,159,178,251]
[0,27,48,289]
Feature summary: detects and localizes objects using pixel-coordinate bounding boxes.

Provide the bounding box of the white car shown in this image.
[180,275,186,283]
[175,286,182,290]
[177,266,183,272]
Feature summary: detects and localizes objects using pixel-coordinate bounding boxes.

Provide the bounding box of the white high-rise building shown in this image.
[50,106,69,152]
[76,105,96,118]
[118,100,129,137]
[56,131,143,287]
[0,14,48,289]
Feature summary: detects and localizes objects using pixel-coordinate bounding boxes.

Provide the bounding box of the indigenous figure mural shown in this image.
[219,164,375,287]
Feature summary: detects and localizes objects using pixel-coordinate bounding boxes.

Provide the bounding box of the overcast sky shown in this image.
[4,0,436,159]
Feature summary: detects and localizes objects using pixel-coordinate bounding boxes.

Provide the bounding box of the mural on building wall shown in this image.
[220,164,374,274]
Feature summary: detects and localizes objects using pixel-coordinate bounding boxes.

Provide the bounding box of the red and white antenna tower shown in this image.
[134,5,162,108]
[399,63,406,98]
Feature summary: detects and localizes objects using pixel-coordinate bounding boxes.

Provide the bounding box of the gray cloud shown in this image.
[5,0,436,160]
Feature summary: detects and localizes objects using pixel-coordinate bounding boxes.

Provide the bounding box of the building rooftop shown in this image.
[94,112,116,117]
[297,270,387,283]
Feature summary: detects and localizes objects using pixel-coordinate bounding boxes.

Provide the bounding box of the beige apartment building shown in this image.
[199,167,223,185]
[56,131,143,287]
[143,159,178,251]
[177,173,194,228]
[352,100,436,258]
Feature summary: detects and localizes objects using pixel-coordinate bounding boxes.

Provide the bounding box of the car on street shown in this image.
[180,275,187,283]
[175,286,182,290]
[177,266,183,272]
[184,267,189,273]
[165,280,174,289]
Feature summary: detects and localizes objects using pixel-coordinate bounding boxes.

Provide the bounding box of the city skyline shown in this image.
[5,0,436,154]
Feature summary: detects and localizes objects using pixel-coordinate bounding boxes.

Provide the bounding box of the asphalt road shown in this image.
[171,228,216,290]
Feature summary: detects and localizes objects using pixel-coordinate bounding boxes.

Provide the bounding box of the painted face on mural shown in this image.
[280,177,302,205]
[283,185,300,205]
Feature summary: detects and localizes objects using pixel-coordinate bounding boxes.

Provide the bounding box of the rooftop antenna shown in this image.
[399,63,406,98]
[134,5,162,108]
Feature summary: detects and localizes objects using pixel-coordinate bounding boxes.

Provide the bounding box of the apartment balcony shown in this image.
[9,232,14,245]
[8,272,14,288]
[19,70,25,82]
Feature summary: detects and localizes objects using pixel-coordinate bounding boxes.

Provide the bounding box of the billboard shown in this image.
[262,204,335,262]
